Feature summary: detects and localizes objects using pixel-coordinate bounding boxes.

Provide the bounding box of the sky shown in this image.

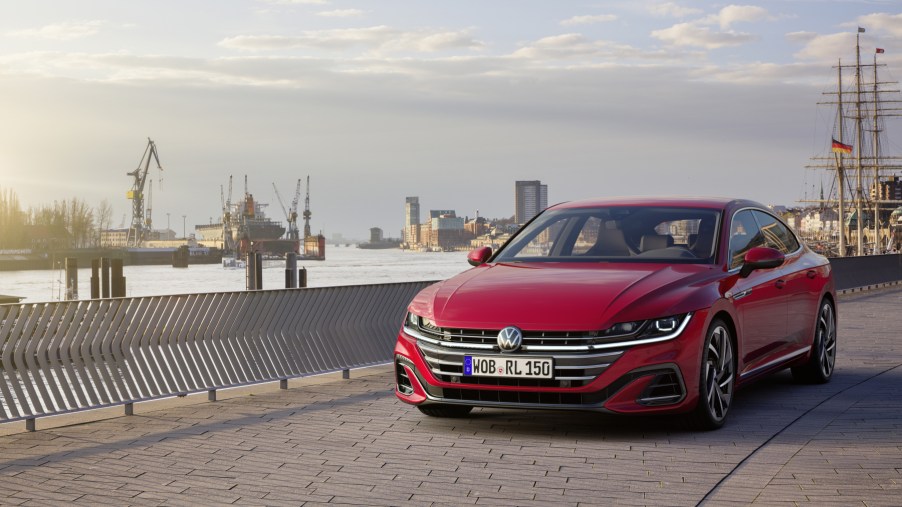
[2,1,902,241]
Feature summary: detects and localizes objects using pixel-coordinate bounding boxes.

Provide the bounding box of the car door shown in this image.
[752,210,815,347]
[727,209,790,377]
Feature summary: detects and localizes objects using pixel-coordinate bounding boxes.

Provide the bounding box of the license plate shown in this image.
[463,356,553,379]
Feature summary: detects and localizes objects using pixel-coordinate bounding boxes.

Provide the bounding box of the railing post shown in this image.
[125,403,134,416]
[299,267,308,288]
[25,418,35,432]
[208,390,217,402]
[342,369,350,379]
[280,379,288,390]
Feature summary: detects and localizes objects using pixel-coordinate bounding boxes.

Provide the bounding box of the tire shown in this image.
[792,299,837,384]
[417,404,473,418]
[686,319,735,431]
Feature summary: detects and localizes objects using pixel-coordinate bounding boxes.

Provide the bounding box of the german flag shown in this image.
[832,139,853,154]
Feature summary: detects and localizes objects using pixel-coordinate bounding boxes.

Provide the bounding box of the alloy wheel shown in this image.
[817,302,837,378]
[704,325,734,422]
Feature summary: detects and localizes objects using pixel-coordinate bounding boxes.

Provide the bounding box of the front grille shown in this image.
[408,325,626,388]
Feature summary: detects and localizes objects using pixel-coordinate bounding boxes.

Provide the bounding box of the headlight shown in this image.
[406,312,419,328]
[635,314,690,340]
[594,314,691,345]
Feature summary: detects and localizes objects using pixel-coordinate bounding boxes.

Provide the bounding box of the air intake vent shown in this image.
[396,360,414,396]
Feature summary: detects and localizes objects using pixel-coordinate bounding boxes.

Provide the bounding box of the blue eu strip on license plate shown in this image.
[463,355,473,376]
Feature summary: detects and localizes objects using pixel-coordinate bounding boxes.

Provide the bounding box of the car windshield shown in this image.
[494,206,721,264]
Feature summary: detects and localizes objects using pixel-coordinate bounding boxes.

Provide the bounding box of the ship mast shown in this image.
[855,31,864,255]
[872,53,881,254]
[836,61,847,257]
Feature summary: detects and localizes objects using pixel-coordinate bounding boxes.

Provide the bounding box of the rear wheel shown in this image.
[686,320,735,430]
[417,404,473,418]
[792,299,836,384]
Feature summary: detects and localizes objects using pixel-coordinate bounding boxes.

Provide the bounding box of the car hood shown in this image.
[410,262,720,331]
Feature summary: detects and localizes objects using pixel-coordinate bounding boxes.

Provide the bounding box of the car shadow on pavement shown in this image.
[416,368,879,441]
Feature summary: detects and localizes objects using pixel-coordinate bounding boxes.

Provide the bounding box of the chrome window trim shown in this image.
[727,206,804,272]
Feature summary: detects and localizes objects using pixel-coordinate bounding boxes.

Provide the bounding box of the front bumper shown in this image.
[394,309,710,414]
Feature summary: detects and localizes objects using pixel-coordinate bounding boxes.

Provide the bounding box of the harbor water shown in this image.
[1,246,469,304]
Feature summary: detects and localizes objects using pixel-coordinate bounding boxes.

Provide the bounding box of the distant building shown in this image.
[515,180,548,224]
[405,197,420,244]
[370,227,384,243]
[100,228,129,248]
[430,209,456,219]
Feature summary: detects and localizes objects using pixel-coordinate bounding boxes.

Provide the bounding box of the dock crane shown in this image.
[272,179,302,241]
[126,138,162,247]
[221,175,234,252]
[302,175,312,239]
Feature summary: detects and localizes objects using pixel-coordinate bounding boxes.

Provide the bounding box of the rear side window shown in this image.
[728,210,765,269]
[752,210,800,254]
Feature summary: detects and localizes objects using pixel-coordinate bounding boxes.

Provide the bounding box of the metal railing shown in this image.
[0,282,432,427]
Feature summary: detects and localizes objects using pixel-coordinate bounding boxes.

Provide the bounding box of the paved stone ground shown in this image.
[0,288,900,506]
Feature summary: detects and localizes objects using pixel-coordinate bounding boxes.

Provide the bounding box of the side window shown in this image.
[571,217,603,255]
[510,216,568,258]
[729,210,765,269]
[752,210,800,254]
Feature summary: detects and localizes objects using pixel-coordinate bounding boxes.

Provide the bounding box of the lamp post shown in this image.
[166,213,171,238]
[182,215,186,239]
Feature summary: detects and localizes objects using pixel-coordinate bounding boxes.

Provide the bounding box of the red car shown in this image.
[394,197,837,429]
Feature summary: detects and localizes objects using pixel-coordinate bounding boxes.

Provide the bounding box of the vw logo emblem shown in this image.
[497,326,523,352]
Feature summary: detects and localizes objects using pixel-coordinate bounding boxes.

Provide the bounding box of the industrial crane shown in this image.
[272,180,301,241]
[302,175,312,239]
[221,175,234,252]
[126,138,162,247]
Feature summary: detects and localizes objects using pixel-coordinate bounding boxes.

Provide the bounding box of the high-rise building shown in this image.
[405,197,420,244]
[515,180,548,224]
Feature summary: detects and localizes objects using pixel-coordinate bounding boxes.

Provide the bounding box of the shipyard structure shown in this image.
[194,175,325,260]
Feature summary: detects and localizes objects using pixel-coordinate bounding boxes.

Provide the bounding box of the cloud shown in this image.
[701,5,771,30]
[650,5,772,50]
[649,2,703,18]
[258,0,328,4]
[7,20,104,41]
[651,23,755,49]
[317,9,364,18]
[511,33,641,61]
[560,14,617,26]
[219,26,484,54]
[857,12,902,37]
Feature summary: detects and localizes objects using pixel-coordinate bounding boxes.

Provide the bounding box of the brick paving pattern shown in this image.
[0,288,900,505]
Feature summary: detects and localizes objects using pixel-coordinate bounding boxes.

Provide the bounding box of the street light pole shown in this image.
[182,215,186,239]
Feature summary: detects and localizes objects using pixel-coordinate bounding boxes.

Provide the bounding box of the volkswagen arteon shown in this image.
[393,197,836,429]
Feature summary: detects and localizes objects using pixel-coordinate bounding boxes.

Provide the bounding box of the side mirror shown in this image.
[739,247,784,278]
[467,246,492,266]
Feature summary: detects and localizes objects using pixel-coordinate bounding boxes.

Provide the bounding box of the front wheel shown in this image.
[417,404,473,418]
[686,320,735,430]
[792,299,836,384]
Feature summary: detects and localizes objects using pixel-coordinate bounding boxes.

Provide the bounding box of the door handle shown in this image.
[807,270,816,279]
[775,279,785,289]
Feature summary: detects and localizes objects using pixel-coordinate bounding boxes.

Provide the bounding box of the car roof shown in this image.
[550,196,765,211]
